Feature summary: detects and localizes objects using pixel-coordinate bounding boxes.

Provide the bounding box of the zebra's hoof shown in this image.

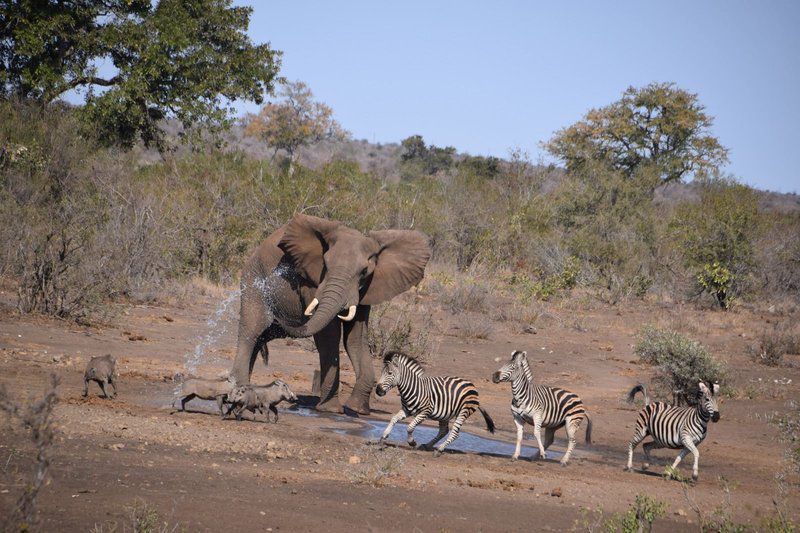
[510,456,519,462]
[559,461,569,467]
[624,466,632,472]
[407,440,417,448]
[692,473,698,482]
[539,453,547,460]
[432,450,442,458]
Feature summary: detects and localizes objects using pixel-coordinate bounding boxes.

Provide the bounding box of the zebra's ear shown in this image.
[712,383,720,395]
[698,382,709,394]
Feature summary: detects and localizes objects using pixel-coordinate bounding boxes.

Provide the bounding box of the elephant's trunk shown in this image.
[284,272,353,337]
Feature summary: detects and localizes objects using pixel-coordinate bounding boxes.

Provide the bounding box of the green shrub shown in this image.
[603,494,666,533]
[635,325,724,405]
[670,178,760,308]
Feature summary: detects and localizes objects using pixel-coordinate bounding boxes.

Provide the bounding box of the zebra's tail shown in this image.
[478,407,495,434]
[626,384,650,405]
[584,414,593,445]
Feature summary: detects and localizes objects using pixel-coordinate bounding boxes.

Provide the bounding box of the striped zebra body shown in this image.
[376,352,495,456]
[493,350,591,465]
[625,382,720,481]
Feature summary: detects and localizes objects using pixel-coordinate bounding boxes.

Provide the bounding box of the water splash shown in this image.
[183,289,239,378]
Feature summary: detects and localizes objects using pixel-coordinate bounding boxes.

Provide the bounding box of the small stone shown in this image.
[493,357,501,362]
[260,511,266,516]
[348,455,362,464]
[676,509,687,517]
[51,355,62,363]
[550,487,562,498]
[109,443,125,451]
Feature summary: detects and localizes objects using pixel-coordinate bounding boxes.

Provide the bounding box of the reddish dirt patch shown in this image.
[1,288,797,531]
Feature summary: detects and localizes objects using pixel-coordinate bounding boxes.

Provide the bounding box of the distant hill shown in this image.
[146,121,800,213]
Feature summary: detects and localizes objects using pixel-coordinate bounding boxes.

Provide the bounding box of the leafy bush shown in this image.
[670,178,760,308]
[603,494,666,533]
[635,325,724,405]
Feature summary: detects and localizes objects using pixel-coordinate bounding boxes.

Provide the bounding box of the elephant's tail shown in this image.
[478,407,495,434]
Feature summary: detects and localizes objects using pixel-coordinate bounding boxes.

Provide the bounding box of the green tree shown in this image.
[1,0,281,148]
[670,178,760,308]
[545,82,728,187]
[399,134,455,179]
[244,80,347,172]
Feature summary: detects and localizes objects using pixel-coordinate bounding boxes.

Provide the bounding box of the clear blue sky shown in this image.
[230,0,799,193]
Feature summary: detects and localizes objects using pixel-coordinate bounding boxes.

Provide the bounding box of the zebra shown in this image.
[625,382,720,481]
[492,350,592,466]
[375,351,495,457]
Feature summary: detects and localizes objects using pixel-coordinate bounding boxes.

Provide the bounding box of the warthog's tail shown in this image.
[478,407,495,434]
[627,384,650,405]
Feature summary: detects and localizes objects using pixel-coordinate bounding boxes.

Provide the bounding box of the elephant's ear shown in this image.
[278,214,340,285]
[361,230,431,305]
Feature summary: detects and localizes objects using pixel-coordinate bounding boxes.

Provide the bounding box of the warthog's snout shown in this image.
[491,371,502,384]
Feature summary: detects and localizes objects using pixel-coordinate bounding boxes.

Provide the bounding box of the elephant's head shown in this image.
[277,214,431,336]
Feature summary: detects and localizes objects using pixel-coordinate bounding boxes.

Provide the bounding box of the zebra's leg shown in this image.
[406,412,431,448]
[626,425,648,471]
[680,437,701,481]
[378,409,407,443]
[642,441,663,470]
[533,415,547,460]
[669,448,690,479]
[433,409,472,457]
[511,413,525,461]
[423,420,449,450]
[543,427,555,450]
[561,418,582,466]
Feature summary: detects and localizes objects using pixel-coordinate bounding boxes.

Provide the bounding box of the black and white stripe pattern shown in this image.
[625,382,720,481]
[492,350,591,465]
[375,351,495,456]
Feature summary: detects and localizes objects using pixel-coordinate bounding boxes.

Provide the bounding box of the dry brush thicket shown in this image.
[1,101,798,322]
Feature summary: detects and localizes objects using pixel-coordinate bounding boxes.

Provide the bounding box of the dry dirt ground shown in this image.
[0,285,798,532]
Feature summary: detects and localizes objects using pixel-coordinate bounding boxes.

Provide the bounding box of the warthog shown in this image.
[83,354,117,399]
[227,380,298,423]
[173,377,236,417]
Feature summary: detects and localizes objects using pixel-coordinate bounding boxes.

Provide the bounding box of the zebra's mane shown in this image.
[383,351,425,374]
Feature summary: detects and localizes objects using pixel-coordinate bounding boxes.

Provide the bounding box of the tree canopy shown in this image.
[1,0,281,148]
[244,80,347,165]
[399,135,456,179]
[545,82,728,186]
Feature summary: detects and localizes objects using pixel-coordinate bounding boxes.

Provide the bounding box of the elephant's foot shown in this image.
[344,394,371,415]
[316,397,343,414]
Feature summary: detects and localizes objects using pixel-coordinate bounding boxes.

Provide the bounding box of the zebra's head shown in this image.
[492,350,532,384]
[376,352,422,397]
[698,382,721,422]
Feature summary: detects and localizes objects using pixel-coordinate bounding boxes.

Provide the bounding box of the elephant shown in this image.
[230,214,431,415]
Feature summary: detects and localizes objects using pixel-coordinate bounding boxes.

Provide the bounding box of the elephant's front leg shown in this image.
[342,306,374,415]
[231,275,274,385]
[314,321,343,413]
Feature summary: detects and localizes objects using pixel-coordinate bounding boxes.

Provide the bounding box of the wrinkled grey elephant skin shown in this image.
[231,214,431,415]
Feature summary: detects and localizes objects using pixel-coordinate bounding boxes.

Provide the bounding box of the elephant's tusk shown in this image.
[337,305,357,322]
[304,298,319,316]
